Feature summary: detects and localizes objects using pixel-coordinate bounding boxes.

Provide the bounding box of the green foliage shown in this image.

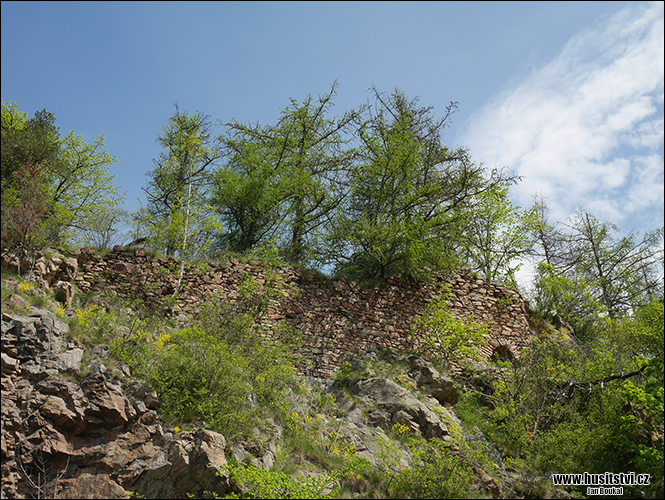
[130,85,529,281]
[331,361,370,389]
[459,182,539,287]
[1,102,60,191]
[533,262,607,340]
[612,299,664,497]
[411,284,489,368]
[617,379,664,496]
[212,81,360,265]
[390,436,476,499]
[1,102,56,252]
[454,391,491,432]
[369,421,492,499]
[630,297,665,360]
[1,100,125,252]
[467,298,665,497]
[566,211,663,318]
[76,206,129,249]
[495,295,514,310]
[324,86,519,282]
[136,104,222,258]
[534,389,624,474]
[50,131,125,244]
[221,457,340,499]
[145,327,246,425]
[210,146,286,254]
[530,204,664,332]
[114,317,299,438]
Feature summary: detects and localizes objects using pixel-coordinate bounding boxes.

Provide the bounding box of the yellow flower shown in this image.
[154,331,171,350]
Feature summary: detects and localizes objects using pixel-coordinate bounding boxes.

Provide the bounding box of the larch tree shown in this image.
[212,82,362,264]
[138,104,222,259]
[324,86,519,281]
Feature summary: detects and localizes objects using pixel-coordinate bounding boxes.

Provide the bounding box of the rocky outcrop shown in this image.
[350,377,452,440]
[405,354,459,405]
[0,295,504,498]
[1,309,231,499]
[1,248,78,294]
[320,354,500,497]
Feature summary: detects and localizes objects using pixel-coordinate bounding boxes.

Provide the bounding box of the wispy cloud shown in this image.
[462,1,664,229]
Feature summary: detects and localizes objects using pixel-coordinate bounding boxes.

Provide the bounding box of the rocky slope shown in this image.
[1,304,233,499]
[1,297,506,499]
[1,248,533,498]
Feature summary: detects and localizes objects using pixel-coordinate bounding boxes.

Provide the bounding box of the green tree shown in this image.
[533,262,608,339]
[1,102,60,189]
[460,182,538,286]
[1,100,125,252]
[210,121,290,253]
[325,87,518,281]
[2,102,62,253]
[1,161,51,254]
[481,298,664,496]
[411,284,489,369]
[48,131,125,244]
[138,104,222,258]
[529,194,575,270]
[531,206,663,332]
[77,206,129,249]
[564,210,663,318]
[275,82,362,264]
[212,82,361,264]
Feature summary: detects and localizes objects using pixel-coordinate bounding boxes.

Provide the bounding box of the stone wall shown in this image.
[70,247,533,377]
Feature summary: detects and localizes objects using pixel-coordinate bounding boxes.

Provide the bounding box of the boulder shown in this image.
[7,294,28,311]
[52,280,75,303]
[80,372,138,428]
[350,377,451,440]
[1,352,19,374]
[131,429,230,499]
[57,474,127,499]
[406,355,459,405]
[1,250,21,274]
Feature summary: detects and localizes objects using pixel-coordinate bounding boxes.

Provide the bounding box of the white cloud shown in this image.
[462,1,664,229]
[626,154,665,211]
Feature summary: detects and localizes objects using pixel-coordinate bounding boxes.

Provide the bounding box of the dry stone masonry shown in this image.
[2,247,533,377]
[67,247,532,377]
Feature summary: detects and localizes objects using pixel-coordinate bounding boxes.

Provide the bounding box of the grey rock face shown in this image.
[350,377,452,440]
[406,354,459,405]
[1,311,230,499]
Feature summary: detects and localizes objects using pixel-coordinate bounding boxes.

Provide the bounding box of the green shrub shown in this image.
[139,324,300,439]
[221,457,339,499]
[146,327,250,428]
[391,436,476,499]
[454,391,492,433]
[331,361,367,389]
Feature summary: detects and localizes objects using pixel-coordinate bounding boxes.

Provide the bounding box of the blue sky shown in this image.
[2,1,663,256]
